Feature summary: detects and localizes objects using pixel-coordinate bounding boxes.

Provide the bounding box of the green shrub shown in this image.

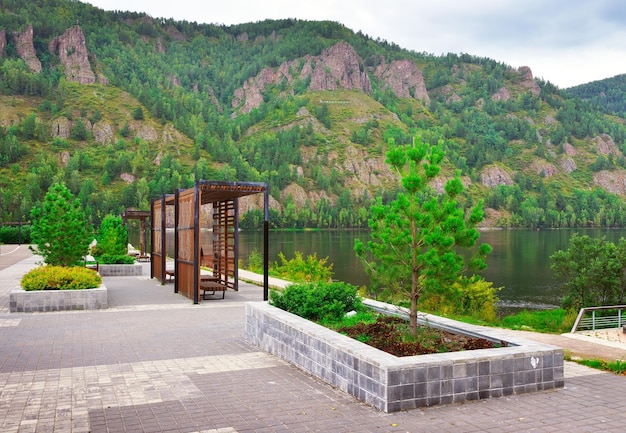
[454,278,500,321]
[21,266,102,291]
[0,225,31,244]
[270,281,360,322]
[419,277,500,322]
[272,251,334,282]
[97,254,135,264]
[577,358,626,375]
[499,308,577,333]
[246,248,263,273]
[93,214,128,258]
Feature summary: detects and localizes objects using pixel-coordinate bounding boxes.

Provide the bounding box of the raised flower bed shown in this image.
[10,284,108,312]
[97,263,143,276]
[245,299,564,412]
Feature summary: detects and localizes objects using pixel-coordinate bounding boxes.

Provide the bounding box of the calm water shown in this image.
[132,228,626,308]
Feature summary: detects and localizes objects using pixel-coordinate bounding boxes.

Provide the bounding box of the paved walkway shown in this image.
[1,246,626,432]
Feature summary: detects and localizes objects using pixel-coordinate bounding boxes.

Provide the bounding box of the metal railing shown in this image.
[570,305,626,333]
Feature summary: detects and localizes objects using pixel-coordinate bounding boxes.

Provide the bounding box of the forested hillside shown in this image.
[2,0,626,230]
[567,74,626,117]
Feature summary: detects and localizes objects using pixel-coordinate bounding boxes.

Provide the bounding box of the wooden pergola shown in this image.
[121,208,151,260]
[150,180,269,303]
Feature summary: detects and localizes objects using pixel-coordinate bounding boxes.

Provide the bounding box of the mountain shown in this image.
[2,0,626,230]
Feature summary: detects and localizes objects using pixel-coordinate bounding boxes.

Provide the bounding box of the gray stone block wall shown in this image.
[10,285,108,312]
[97,264,143,276]
[245,301,564,412]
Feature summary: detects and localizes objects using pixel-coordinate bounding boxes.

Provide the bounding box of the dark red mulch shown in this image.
[337,315,504,357]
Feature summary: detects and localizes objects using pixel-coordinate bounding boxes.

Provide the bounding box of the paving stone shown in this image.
[1,247,626,431]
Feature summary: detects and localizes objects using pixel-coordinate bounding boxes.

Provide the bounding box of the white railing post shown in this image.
[592,310,596,330]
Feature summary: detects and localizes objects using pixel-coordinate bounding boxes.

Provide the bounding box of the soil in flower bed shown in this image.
[337,315,506,357]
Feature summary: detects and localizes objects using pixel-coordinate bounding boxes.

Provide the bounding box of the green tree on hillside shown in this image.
[355,135,491,334]
[29,183,92,267]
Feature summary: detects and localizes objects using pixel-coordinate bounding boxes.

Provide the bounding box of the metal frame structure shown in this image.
[150,180,269,303]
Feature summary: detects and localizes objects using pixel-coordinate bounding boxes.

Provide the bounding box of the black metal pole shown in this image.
[263,186,269,301]
[18,194,22,245]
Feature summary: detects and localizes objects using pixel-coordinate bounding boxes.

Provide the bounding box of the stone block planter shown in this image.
[97,264,143,277]
[245,300,564,412]
[10,284,108,312]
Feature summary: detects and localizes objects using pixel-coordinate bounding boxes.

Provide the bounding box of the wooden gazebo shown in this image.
[150,180,269,303]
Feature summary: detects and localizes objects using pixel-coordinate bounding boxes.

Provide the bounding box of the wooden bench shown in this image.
[200,281,227,300]
[165,269,175,282]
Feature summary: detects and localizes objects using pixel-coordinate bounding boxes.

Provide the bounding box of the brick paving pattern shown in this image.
[1,245,625,432]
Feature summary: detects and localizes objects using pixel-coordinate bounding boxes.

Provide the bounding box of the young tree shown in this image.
[93,214,128,257]
[30,183,92,266]
[132,106,144,121]
[550,233,626,309]
[355,136,491,334]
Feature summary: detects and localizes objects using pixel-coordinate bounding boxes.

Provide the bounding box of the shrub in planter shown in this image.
[97,254,136,264]
[93,214,128,259]
[270,281,361,322]
[21,266,102,291]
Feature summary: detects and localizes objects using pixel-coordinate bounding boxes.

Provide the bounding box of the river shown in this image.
[131,228,626,309]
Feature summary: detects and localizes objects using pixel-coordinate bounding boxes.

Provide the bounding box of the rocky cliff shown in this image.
[49,25,97,84]
[232,41,430,115]
[309,42,371,92]
[518,66,540,95]
[12,25,42,73]
[373,58,430,103]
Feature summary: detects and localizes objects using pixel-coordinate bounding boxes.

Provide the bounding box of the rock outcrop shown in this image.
[120,173,136,184]
[207,85,223,113]
[92,121,115,145]
[480,165,514,187]
[530,160,557,178]
[518,66,540,96]
[491,86,511,101]
[560,156,576,173]
[593,133,619,156]
[562,142,576,156]
[51,117,72,139]
[131,123,159,142]
[309,42,371,92]
[232,41,371,114]
[12,25,42,73]
[232,64,294,114]
[49,25,96,84]
[594,170,626,195]
[373,58,430,104]
[0,29,6,57]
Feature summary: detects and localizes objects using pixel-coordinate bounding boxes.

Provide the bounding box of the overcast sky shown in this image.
[87,0,626,88]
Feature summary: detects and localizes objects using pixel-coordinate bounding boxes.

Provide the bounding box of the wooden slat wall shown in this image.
[176,190,196,301]
[151,198,163,282]
[212,200,236,291]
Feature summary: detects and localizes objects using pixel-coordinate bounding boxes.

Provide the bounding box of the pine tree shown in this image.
[29,183,92,267]
[355,135,491,334]
[94,214,128,257]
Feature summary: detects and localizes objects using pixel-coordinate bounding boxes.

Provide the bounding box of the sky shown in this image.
[87,0,626,88]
